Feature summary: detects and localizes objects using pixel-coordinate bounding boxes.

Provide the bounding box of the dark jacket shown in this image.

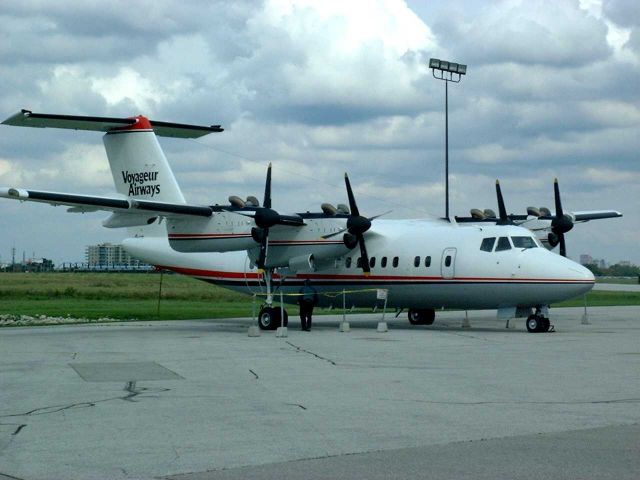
[299,284,319,305]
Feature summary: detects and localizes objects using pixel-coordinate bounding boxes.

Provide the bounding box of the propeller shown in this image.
[230,163,304,271]
[343,173,373,276]
[323,173,384,276]
[549,178,574,257]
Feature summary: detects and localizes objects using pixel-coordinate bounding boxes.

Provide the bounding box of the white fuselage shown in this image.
[124,216,594,310]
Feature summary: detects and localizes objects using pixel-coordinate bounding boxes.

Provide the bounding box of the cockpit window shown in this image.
[480,237,496,252]
[512,236,538,249]
[495,236,512,251]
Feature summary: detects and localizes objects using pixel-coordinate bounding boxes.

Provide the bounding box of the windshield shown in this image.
[512,236,538,249]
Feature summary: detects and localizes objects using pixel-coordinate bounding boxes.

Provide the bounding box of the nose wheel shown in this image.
[526,313,552,333]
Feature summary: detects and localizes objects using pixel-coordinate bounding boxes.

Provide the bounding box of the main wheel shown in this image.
[258,307,288,330]
[408,309,423,325]
[423,309,435,326]
[408,309,435,326]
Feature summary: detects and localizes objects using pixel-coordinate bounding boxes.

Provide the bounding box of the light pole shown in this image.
[429,58,467,220]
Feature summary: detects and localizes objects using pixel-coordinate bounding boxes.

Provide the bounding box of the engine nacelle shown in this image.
[288,254,316,273]
[102,212,158,228]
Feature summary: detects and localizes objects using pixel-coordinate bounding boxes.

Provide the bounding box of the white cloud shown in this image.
[0,0,638,265]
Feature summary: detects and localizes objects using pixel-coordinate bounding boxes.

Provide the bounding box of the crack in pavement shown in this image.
[285,341,337,366]
[0,384,172,418]
[0,472,26,480]
[249,369,259,380]
[285,403,307,410]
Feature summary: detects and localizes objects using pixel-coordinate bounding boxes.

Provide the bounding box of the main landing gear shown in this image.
[408,308,435,326]
[257,268,289,331]
[526,307,552,333]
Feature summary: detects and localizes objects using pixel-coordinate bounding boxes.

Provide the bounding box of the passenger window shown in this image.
[414,256,420,267]
[424,256,431,267]
[495,236,511,251]
[356,257,362,268]
[370,257,376,268]
[445,255,452,267]
[511,236,538,249]
[480,237,496,252]
[345,257,352,268]
[381,257,387,268]
[392,256,399,268]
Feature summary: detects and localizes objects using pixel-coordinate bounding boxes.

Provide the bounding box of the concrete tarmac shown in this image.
[593,282,640,292]
[1,306,639,479]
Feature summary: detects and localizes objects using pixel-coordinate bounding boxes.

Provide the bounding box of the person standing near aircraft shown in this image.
[298,279,318,331]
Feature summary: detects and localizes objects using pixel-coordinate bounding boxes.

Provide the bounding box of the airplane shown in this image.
[0,109,622,333]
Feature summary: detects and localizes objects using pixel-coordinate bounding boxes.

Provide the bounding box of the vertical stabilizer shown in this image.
[103,116,186,204]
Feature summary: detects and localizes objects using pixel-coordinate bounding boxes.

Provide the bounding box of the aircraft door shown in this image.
[441,248,457,279]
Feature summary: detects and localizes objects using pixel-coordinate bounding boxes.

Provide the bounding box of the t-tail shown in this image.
[2,109,223,236]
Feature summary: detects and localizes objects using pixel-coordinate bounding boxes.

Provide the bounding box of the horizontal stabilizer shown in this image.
[2,109,223,138]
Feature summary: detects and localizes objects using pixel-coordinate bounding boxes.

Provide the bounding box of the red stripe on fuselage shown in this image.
[155,265,594,284]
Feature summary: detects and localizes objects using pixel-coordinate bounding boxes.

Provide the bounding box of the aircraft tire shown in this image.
[526,315,544,333]
[408,309,423,325]
[258,307,288,330]
[408,309,435,326]
[423,309,435,325]
[542,318,551,332]
[258,307,277,330]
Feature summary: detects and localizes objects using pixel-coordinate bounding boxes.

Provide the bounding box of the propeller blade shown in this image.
[550,179,573,257]
[357,233,370,276]
[369,210,392,221]
[263,162,272,209]
[559,233,566,257]
[322,227,348,239]
[553,178,563,217]
[344,173,360,217]
[495,180,508,224]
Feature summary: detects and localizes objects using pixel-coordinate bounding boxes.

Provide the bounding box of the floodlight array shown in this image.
[429,58,467,75]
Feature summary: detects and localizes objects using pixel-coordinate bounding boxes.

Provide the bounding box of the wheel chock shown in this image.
[276,326,288,337]
[377,322,388,332]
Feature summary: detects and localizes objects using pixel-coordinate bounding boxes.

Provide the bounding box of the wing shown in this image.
[570,210,623,222]
[0,187,212,226]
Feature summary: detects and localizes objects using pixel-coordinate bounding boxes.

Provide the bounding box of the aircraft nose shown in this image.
[575,263,595,282]
[563,259,595,296]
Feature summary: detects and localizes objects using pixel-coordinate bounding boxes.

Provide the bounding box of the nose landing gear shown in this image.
[256,268,289,331]
[526,307,553,333]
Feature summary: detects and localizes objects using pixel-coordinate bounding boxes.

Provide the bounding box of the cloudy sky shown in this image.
[0,0,638,266]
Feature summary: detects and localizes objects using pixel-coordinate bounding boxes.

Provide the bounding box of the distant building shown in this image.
[25,258,55,272]
[597,259,607,269]
[618,260,631,267]
[579,254,593,265]
[85,243,147,269]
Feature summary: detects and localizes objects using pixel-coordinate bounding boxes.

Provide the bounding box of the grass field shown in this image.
[1,272,639,324]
